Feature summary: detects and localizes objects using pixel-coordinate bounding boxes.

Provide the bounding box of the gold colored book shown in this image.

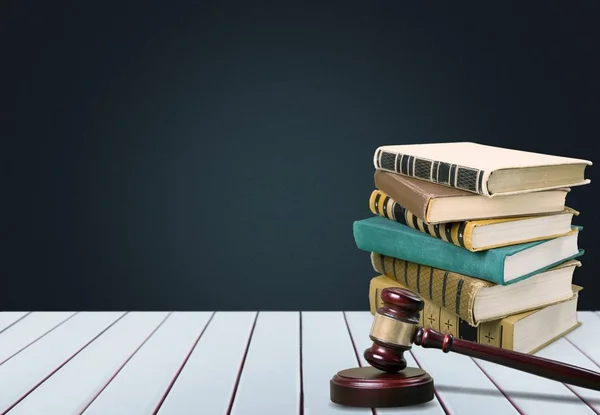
[371,252,580,326]
[369,275,582,354]
[369,189,577,251]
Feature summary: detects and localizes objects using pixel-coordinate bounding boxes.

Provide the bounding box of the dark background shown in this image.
[4,2,599,311]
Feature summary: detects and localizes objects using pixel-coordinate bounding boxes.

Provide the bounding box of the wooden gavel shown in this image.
[331,287,600,408]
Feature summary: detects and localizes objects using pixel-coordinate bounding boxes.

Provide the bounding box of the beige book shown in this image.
[373,142,592,197]
[369,275,582,354]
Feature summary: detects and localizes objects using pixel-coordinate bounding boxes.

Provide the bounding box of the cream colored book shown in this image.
[373,142,592,197]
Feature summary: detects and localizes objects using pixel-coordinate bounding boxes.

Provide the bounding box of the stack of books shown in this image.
[354,142,592,354]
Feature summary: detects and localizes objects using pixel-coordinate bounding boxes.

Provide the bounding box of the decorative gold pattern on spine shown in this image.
[369,276,506,349]
[372,253,489,326]
[368,189,475,251]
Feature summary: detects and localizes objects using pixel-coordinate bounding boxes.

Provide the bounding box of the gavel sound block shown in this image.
[330,287,600,408]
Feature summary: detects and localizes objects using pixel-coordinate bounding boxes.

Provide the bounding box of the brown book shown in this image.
[370,252,580,326]
[369,275,582,354]
[374,170,570,224]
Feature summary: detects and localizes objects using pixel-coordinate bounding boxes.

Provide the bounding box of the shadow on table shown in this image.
[436,385,600,405]
[328,400,443,412]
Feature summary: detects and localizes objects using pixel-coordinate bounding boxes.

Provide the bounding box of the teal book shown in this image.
[353,216,584,285]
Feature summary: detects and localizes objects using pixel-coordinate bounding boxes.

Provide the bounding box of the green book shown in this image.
[353,216,583,285]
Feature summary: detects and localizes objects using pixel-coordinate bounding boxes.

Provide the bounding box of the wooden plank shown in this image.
[156,312,256,415]
[534,337,600,414]
[81,312,213,415]
[0,312,29,334]
[409,334,520,414]
[566,312,600,366]
[344,311,447,415]
[301,311,372,414]
[473,354,595,414]
[0,312,75,366]
[228,312,301,415]
[8,312,170,415]
[0,311,125,414]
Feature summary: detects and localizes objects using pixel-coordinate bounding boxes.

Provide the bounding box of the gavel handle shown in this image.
[414,327,600,391]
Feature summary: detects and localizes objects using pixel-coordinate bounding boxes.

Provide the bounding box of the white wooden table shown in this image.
[0,311,599,415]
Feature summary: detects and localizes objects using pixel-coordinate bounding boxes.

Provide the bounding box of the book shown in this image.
[369,275,582,354]
[373,142,591,197]
[374,169,570,224]
[369,189,577,252]
[353,216,584,285]
[371,252,580,325]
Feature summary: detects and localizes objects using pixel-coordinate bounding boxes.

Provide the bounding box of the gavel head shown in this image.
[364,287,424,373]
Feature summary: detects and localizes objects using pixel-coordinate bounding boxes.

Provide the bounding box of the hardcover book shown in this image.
[371,252,580,326]
[369,275,582,354]
[353,216,584,285]
[374,170,570,224]
[373,142,591,197]
[369,189,577,251]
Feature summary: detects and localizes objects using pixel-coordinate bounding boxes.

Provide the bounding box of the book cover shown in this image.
[353,216,584,285]
[374,169,471,222]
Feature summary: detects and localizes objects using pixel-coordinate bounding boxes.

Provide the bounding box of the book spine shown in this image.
[353,217,507,285]
[373,148,488,196]
[369,276,512,350]
[371,253,486,326]
[369,190,476,251]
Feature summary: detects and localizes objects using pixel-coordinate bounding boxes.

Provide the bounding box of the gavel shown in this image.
[330,287,600,408]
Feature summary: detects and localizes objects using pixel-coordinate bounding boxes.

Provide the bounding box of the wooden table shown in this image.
[0,311,599,414]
